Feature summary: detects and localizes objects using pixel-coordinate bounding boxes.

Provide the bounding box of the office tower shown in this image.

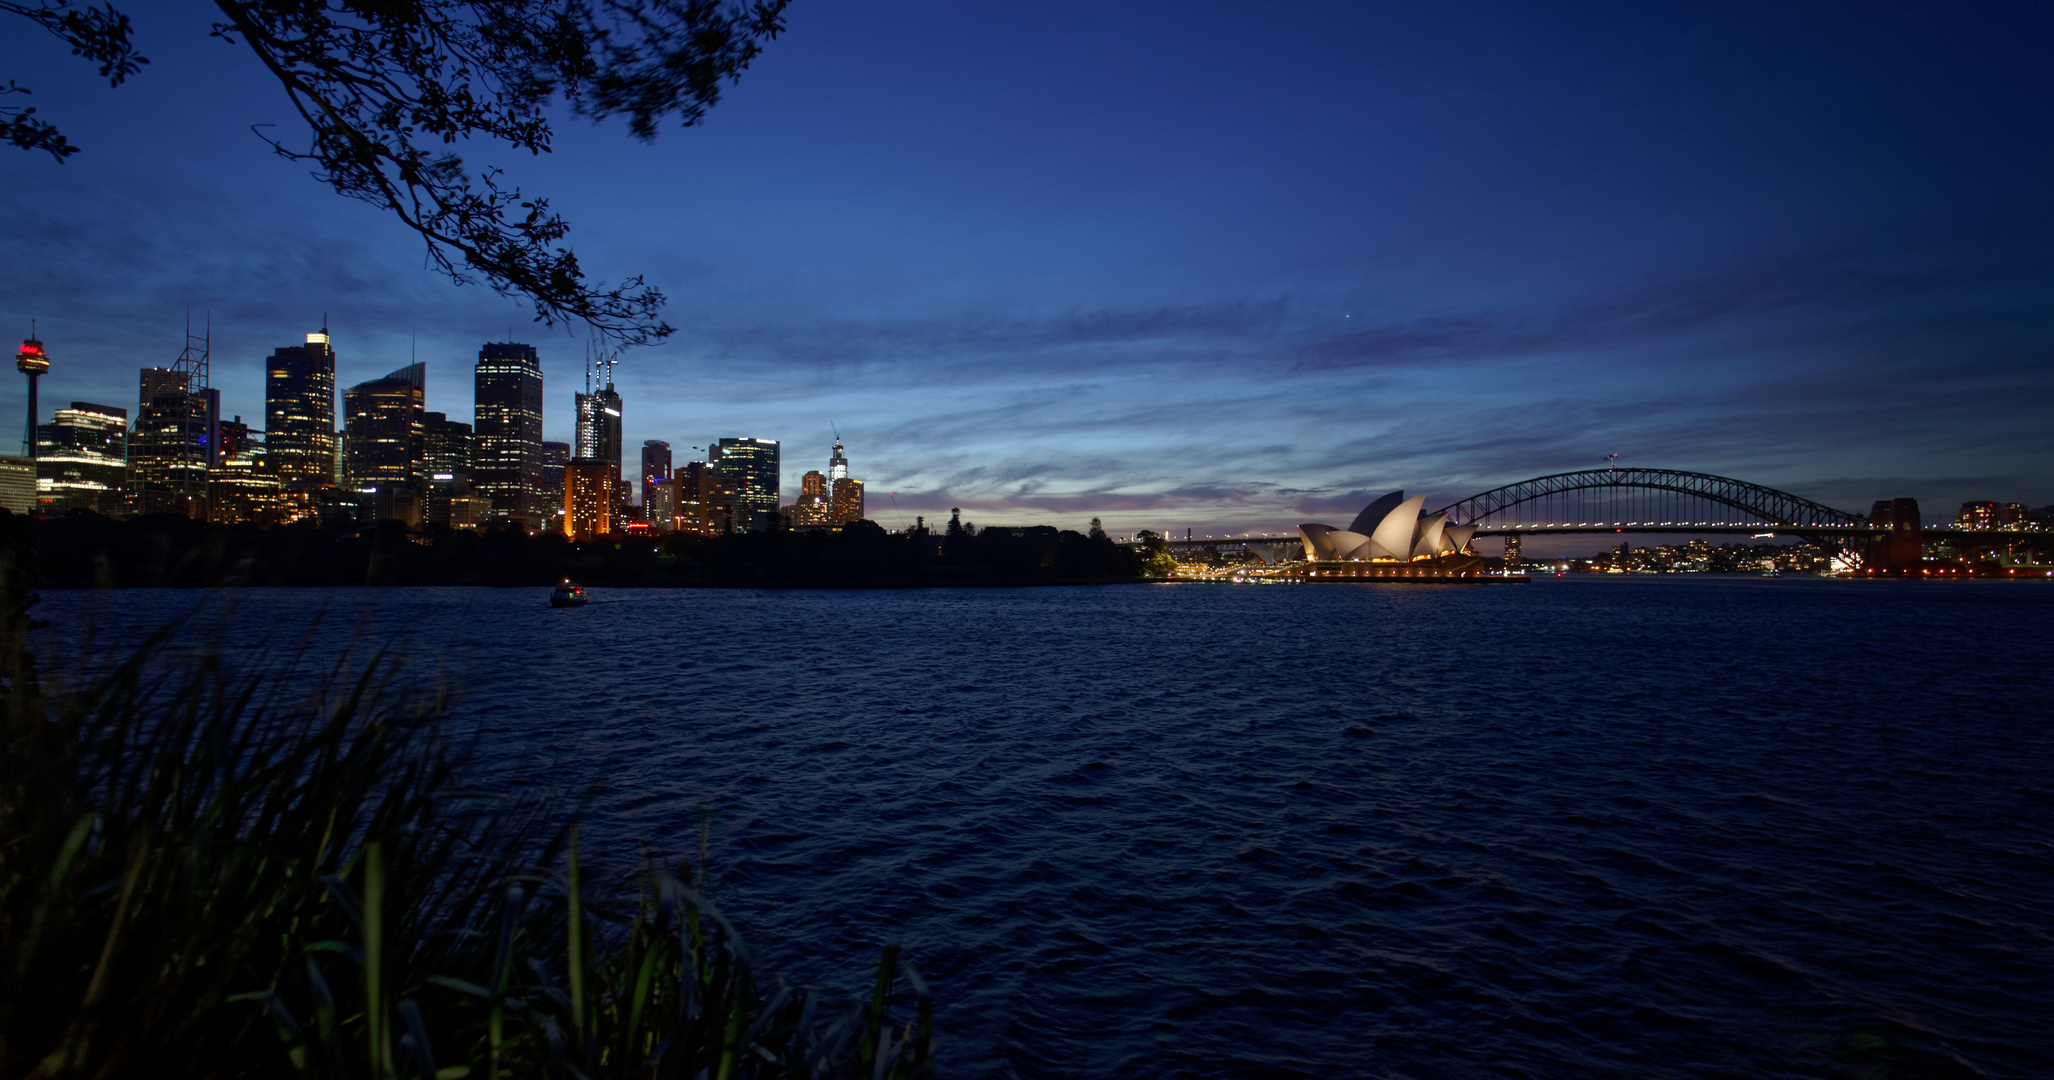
[17,332,48,459]
[831,476,864,528]
[131,367,218,516]
[672,459,720,534]
[421,411,474,527]
[265,327,337,486]
[826,439,864,527]
[0,456,31,513]
[424,412,472,476]
[473,342,543,527]
[796,469,829,527]
[538,439,569,531]
[1503,534,1522,574]
[34,401,126,515]
[210,427,284,526]
[574,383,622,467]
[645,477,675,529]
[640,439,670,505]
[343,362,426,497]
[714,436,779,531]
[574,377,623,518]
[563,457,615,540]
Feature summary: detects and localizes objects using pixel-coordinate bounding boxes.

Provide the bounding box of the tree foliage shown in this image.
[5,0,790,345]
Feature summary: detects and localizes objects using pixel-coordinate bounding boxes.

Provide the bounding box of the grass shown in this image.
[0,547,934,1078]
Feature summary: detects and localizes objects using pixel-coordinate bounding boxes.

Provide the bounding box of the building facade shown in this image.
[640,439,670,508]
[265,328,337,487]
[473,342,543,527]
[343,361,426,493]
[796,469,830,527]
[713,437,779,531]
[131,368,218,517]
[35,401,127,514]
[563,457,616,540]
[676,460,729,534]
[831,476,864,528]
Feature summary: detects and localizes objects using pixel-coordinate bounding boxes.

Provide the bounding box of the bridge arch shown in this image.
[1431,469,1867,531]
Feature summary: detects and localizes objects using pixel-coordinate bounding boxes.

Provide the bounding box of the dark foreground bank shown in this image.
[22,509,1146,588]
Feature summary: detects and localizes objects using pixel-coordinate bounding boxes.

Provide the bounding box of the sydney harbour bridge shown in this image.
[1136,467,2052,565]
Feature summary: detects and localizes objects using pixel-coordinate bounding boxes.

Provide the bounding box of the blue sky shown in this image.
[3,0,2050,536]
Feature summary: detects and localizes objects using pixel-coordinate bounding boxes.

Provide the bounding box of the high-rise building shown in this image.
[131,367,217,516]
[640,439,670,506]
[575,384,622,466]
[831,476,864,528]
[473,342,543,527]
[0,456,32,514]
[825,439,865,528]
[563,457,616,540]
[538,439,570,532]
[714,436,779,531]
[424,411,472,476]
[35,401,126,515]
[672,459,722,534]
[422,411,474,528]
[796,470,829,527]
[343,361,426,494]
[210,437,284,526]
[265,328,337,487]
[645,477,676,529]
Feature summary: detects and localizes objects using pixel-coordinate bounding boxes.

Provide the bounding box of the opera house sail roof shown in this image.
[1298,491,1479,563]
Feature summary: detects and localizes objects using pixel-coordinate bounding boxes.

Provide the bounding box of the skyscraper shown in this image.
[131,367,217,516]
[714,437,779,531]
[827,439,864,528]
[676,459,727,534]
[35,402,126,515]
[574,379,622,480]
[343,361,426,493]
[563,457,615,540]
[797,469,829,527]
[640,439,670,506]
[538,439,569,531]
[473,342,543,527]
[265,328,337,487]
[423,411,472,477]
[831,476,864,528]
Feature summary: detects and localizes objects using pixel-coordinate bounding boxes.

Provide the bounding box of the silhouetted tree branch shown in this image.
[1,0,148,160]
[4,0,786,345]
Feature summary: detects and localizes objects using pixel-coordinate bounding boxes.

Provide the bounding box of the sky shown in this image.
[2,0,2050,541]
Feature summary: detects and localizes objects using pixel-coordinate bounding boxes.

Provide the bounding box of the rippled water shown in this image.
[36,578,2054,1079]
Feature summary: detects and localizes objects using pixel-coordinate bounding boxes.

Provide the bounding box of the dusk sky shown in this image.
[4,1,2050,538]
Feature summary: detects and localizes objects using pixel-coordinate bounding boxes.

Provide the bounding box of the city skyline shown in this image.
[1,3,2049,533]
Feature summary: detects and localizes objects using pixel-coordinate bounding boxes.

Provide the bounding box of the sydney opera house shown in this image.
[1299,492,1489,579]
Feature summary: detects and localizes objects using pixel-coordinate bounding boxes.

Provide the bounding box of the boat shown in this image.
[550,580,588,607]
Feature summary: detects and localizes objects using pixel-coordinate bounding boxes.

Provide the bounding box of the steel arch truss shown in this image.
[1431,469,1868,530]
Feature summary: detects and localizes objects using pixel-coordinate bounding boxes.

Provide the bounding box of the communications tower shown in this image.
[16,323,48,458]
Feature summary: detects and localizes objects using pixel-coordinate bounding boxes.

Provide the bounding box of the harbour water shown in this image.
[34,578,2054,1078]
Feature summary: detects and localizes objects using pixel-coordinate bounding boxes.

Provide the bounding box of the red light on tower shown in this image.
[15,337,47,376]
[17,325,47,460]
